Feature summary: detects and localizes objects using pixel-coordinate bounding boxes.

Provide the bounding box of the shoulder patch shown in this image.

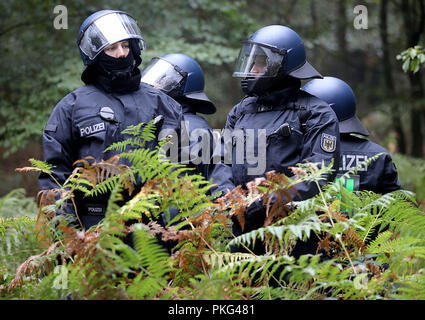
[321,133,337,153]
[80,122,106,137]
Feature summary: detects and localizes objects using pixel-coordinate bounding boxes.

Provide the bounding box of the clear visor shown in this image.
[232,42,285,78]
[79,12,146,60]
[140,58,185,93]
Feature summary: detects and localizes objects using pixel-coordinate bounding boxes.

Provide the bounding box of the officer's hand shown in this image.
[55,202,77,222]
[244,192,289,226]
[245,198,264,218]
[242,197,267,232]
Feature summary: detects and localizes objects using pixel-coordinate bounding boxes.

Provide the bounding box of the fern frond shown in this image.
[227,213,325,252]
[366,236,425,254]
[202,251,255,270]
[104,121,157,154]
[8,241,62,291]
[252,283,327,300]
[15,158,55,175]
[0,188,38,219]
[289,160,334,184]
[394,274,425,299]
[365,231,392,253]
[125,223,172,299]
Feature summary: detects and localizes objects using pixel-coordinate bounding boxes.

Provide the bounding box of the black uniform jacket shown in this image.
[39,83,182,229]
[338,134,402,194]
[225,84,340,202]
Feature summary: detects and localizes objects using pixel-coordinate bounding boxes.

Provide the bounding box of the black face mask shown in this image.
[257,77,301,106]
[241,73,301,98]
[97,51,135,79]
[241,77,275,97]
[93,50,141,94]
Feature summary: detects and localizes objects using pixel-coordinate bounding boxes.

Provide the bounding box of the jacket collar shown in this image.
[256,81,300,107]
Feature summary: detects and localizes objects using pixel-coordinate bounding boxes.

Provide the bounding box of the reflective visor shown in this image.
[233,42,285,78]
[140,58,185,93]
[79,12,145,60]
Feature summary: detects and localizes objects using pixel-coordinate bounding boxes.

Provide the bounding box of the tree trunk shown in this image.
[336,0,349,77]
[310,1,318,33]
[408,72,425,157]
[399,0,425,157]
[380,0,407,154]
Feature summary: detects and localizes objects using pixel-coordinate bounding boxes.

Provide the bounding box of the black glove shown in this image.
[235,191,288,233]
[160,206,180,227]
[230,197,266,235]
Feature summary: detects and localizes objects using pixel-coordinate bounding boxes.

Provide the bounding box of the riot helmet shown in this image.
[77,10,145,65]
[77,10,146,89]
[302,76,369,136]
[233,25,322,96]
[141,53,216,114]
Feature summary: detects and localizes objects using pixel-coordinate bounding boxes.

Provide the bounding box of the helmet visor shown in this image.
[140,58,185,93]
[233,42,285,78]
[79,12,146,60]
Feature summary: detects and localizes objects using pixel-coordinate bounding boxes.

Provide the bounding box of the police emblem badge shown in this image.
[321,133,336,152]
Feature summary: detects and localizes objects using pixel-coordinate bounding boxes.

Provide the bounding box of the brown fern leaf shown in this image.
[15,167,43,173]
[35,189,58,247]
[214,213,228,227]
[171,229,192,243]
[288,165,308,177]
[265,170,292,185]
[59,225,100,265]
[171,246,204,275]
[240,172,295,226]
[73,155,134,193]
[217,185,247,209]
[263,171,299,207]
[366,262,382,279]
[344,228,366,254]
[218,172,297,231]
[171,249,189,272]
[264,189,293,226]
[319,206,348,225]
[317,234,338,255]
[216,185,248,230]
[8,241,60,291]
[146,221,166,237]
[246,177,267,199]
[169,210,230,276]
[328,210,348,223]
[234,207,247,232]
[189,210,214,251]
[145,221,192,244]
[72,158,99,187]
[289,161,320,176]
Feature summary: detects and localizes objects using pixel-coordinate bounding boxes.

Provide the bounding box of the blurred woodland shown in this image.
[1,0,425,197]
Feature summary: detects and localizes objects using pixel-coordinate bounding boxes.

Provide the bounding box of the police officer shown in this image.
[302,76,402,194]
[140,53,235,197]
[225,25,340,244]
[38,10,183,230]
